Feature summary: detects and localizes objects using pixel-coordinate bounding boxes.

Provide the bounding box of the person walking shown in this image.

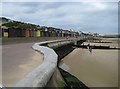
[87,44,90,50]
[89,47,92,53]
[87,44,92,53]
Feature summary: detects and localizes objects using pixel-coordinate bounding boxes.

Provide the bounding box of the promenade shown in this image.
[2,37,75,87]
[2,37,119,87]
[2,43,43,87]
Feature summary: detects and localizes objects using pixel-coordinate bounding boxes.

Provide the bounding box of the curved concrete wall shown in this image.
[1,38,82,88]
[15,42,58,87]
[14,39,76,87]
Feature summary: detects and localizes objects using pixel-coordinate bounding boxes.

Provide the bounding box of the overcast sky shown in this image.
[1,1,118,34]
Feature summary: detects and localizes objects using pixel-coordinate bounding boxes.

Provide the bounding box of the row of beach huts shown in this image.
[1,26,79,38]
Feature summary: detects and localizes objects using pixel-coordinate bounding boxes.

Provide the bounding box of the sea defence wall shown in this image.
[14,39,78,87]
[15,43,58,87]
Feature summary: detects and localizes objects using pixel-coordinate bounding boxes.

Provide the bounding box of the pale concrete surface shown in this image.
[2,43,43,87]
[60,48,118,87]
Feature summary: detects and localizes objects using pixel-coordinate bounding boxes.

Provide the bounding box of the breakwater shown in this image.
[75,44,119,50]
[49,40,89,88]
[15,42,58,87]
[12,38,88,88]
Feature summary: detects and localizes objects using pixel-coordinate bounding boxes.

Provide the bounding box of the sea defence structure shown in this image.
[12,38,86,87]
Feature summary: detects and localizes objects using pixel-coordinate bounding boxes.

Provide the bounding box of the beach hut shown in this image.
[56,29,61,37]
[47,27,54,37]
[52,29,56,37]
[29,29,34,37]
[40,29,45,37]
[40,31,44,37]
[44,28,49,37]
[59,30,62,37]
[21,29,26,37]
[1,26,9,37]
[36,30,40,37]
[48,29,51,37]
[16,28,22,37]
[25,29,30,37]
[39,27,45,37]
[1,28,4,37]
[0,27,2,37]
[33,29,37,37]
[50,29,53,37]
[32,29,36,37]
[47,27,53,37]
[8,27,17,37]
[54,29,58,37]
[3,29,8,37]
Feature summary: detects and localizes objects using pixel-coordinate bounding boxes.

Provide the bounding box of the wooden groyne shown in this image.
[75,44,120,50]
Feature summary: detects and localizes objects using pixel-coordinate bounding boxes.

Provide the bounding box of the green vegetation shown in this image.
[66,77,80,83]
[0,17,38,29]
[2,22,38,29]
[57,81,65,88]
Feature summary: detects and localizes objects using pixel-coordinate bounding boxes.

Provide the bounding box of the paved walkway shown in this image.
[2,43,43,87]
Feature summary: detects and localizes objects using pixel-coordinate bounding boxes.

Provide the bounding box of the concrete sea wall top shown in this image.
[14,39,75,87]
[14,42,58,87]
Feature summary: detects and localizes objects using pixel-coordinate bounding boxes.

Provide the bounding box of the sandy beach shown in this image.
[60,47,118,87]
[2,43,43,87]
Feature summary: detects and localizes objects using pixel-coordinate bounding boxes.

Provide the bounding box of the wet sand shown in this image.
[60,48,118,87]
[2,43,43,87]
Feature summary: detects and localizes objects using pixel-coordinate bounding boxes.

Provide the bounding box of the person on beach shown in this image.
[87,44,90,49]
[89,47,92,53]
[87,44,92,53]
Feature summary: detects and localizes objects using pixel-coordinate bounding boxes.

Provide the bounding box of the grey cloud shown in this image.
[1,2,118,34]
